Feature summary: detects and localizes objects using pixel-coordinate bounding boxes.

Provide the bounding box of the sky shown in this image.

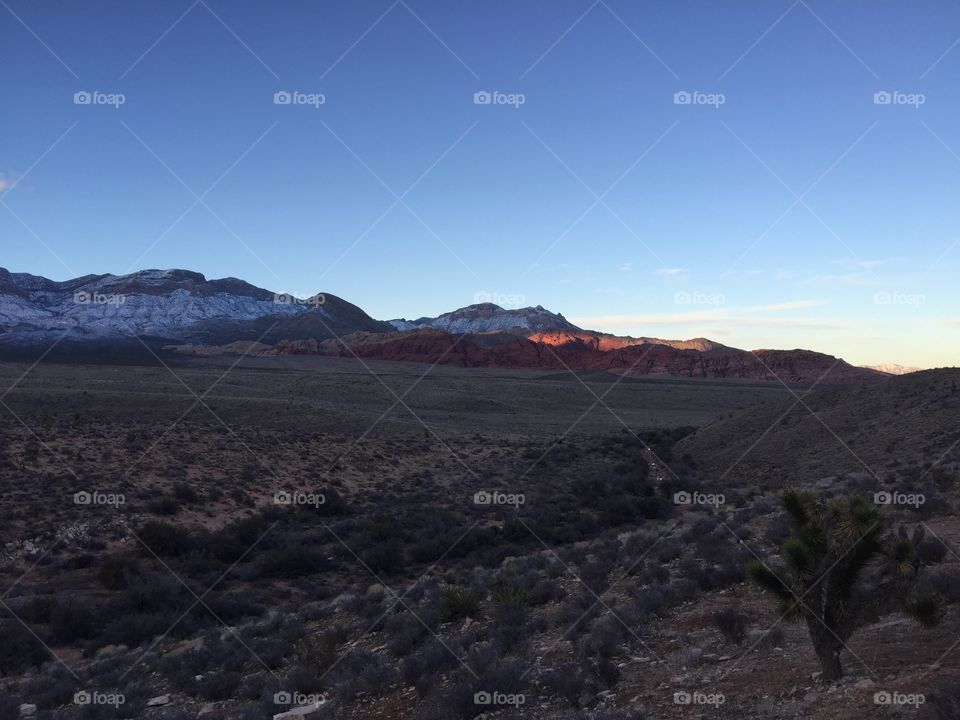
[1,0,958,368]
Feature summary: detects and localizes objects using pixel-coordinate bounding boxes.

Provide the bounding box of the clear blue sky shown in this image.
[2,0,958,367]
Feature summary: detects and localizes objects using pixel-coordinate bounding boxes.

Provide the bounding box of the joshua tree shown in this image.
[747,489,943,680]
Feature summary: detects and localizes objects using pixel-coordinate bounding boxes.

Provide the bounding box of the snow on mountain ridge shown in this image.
[389,303,582,334]
[0,268,306,339]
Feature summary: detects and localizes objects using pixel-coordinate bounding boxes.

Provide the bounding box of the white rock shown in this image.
[146,694,170,707]
[273,701,330,720]
[19,705,37,719]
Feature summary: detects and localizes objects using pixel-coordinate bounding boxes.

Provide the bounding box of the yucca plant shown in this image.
[747,489,944,680]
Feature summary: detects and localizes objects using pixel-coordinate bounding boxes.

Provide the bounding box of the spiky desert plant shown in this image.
[747,489,944,680]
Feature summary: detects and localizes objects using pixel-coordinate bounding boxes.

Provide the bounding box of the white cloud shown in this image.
[743,299,827,313]
[656,267,684,276]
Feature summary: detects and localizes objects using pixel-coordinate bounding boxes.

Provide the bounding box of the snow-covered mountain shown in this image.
[0,268,388,342]
[390,303,582,334]
[862,363,923,376]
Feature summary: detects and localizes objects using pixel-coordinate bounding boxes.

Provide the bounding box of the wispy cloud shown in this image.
[801,272,879,287]
[570,310,839,330]
[656,267,684,276]
[743,299,827,313]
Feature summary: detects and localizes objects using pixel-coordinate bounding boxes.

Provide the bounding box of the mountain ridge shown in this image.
[0,267,889,383]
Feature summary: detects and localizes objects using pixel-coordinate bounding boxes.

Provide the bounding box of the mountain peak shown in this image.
[390,302,582,334]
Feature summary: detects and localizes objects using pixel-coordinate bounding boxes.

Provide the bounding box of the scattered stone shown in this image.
[19,705,37,719]
[811,671,822,681]
[854,679,875,690]
[147,694,170,707]
[804,691,818,703]
[273,701,331,720]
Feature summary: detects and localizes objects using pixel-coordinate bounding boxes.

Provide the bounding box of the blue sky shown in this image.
[1,0,958,368]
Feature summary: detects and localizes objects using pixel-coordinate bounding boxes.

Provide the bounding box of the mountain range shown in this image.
[0,268,894,383]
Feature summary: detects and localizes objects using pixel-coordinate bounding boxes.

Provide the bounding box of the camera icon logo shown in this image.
[473,491,492,505]
[274,91,292,105]
[274,691,292,704]
[873,91,892,105]
[673,491,691,505]
[473,91,492,105]
[874,691,892,705]
[873,491,892,505]
[673,91,692,105]
[74,691,92,705]
[74,91,92,105]
[474,691,492,705]
[274,490,292,505]
[673,690,692,705]
[74,491,92,505]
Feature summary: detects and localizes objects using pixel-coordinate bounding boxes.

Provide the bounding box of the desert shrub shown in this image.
[492,575,530,607]
[0,619,48,674]
[327,650,396,700]
[542,661,589,709]
[111,572,185,614]
[196,670,242,700]
[296,630,343,674]
[97,556,141,590]
[922,676,960,720]
[148,496,180,516]
[252,545,328,579]
[439,585,480,622]
[713,608,749,645]
[172,482,199,503]
[386,611,427,657]
[489,602,531,654]
[401,634,464,696]
[361,541,404,574]
[136,520,192,557]
[49,597,100,644]
[581,614,623,658]
[916,537,949,565]
[102,610,187,647]
[0,696,20,720]
[424,646,527,719]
